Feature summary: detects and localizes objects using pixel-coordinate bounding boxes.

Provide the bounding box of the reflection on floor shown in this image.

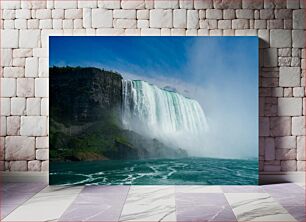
[1,183,304,221]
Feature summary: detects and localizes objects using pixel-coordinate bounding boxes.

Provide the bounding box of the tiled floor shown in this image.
[1,183,304,222]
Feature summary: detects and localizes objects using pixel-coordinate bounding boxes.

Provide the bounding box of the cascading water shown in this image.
[122,80,209,155]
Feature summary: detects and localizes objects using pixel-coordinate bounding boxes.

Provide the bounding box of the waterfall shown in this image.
[122,80,209,154]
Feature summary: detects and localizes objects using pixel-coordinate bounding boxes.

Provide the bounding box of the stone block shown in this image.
[150,9,172,28]
[275,136,297,149]
[25,57,38,77]
[297,161,305,171]
[5,136,35,160]
[52,9,64,18]
[275,9,292,19]
[114,19,137,28]
[194,0,213,9]
[279,67,300,87]
[223,9,235,19]
[114,9,136,18]
[276,148,296,160]
[19,30,41,48]
[17,78,34,98]
[35,78,49,98]
[236,9,254,19]
[292,30,305,48]
[41,98,49,116]
[293,87,304,97]
[2,49,12,67]
[41,160,49,171]
[11,98,26,115]
[15,9,31,19]
[292,116,305,136]
[206,9,222,19]
[98,0,120,9]
[78,0,97,8]
[259,117,269,136]
[36,149,48,160]
[3,67,24,78]
[92,9,113,28]
[270,117,291,136]
[1,1,20,9]
[232,19,249,29]
[242,0,263,9]
[1,98,10,116]
[7,116,20,136]
[214,0,241,8]
[173,9,187,28]
[35,9,51,19]
[154,0,178,9]
[65,9,83,19]
[137,10,149,19]
[28,160,41,171]
[287,0,300,9]
[54,1,77,9]
[121,0,145,9]
[1,30,19,48]
[26,98,41,116]
[179,0,193,9]
[265,138,275,160]
[218,20,231,29]
[13,58,25,67]
[39,58,48,77]
[13,49,32,58]
[9,161,27,171]
[278,98,302,116]
[281,160,297,171]
[36,137,49,149]
[293,9,305,29]
[187,10,199,29]
[2,9,15,19]
[20,116,48,136]
[270,30,291,48]
[297,136,305,160]
[1,117,6,136]
[137,20,149,28]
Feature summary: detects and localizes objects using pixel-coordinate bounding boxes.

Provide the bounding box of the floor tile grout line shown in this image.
[222,192,239,222]
[57,185,86,221]
[118,185,132,222]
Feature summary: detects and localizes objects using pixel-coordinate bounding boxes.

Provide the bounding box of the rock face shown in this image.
[50,66,123,123]
[50,66,187,161]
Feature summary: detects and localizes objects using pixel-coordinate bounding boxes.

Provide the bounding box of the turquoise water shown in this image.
[50,157,258,185]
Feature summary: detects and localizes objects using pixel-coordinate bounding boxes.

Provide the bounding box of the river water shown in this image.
[50,157,258,185]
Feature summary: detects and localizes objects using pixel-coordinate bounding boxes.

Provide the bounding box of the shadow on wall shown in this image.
[258,38,304,173]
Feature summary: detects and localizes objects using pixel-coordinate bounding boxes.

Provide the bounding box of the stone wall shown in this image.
[0,0,305,172]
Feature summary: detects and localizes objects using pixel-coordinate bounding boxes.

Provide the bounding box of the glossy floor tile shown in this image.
[119,186,176,222]
[225,193,297,221]
[59,186,130,221]
[1,183,304,222]
[3,186,83,221]
[176,193,236,221]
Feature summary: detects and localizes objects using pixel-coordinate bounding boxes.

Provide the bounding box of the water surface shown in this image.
[50,157,258,185]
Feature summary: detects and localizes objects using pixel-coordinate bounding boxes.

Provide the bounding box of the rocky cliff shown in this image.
[50,66,122,124]
[50,66,187,161]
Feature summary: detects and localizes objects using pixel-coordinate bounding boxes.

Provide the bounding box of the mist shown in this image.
[120,37,258,160]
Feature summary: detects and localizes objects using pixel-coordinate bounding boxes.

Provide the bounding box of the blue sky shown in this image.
[50,36,259,159]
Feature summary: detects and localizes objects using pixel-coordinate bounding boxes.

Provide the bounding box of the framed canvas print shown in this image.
[49,36,258,185]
